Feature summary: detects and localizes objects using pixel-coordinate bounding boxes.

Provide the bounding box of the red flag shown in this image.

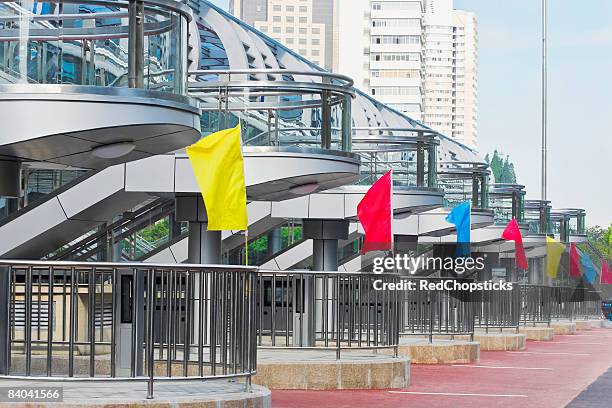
[569,243,582,277]
[601,261,612,284]
[357,170,392,254]
[501,218,528,270]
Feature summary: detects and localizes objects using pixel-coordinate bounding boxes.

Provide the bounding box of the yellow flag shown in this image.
[546,236,565,278]
[186,124,248,231]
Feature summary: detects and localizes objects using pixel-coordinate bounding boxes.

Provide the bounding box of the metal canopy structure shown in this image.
[190,0,483,165]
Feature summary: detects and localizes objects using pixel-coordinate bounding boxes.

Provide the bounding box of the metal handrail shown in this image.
[188,69,354,88]
[254,270,400,359]
[399,277,475,342]
[0,260,258,399]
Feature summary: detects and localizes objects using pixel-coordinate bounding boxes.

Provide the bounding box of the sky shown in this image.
[209,0,611,227]
[454,0,612,227]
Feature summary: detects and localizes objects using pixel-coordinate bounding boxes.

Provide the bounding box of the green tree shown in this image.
[486,150,517,183]
[586,224,612,261]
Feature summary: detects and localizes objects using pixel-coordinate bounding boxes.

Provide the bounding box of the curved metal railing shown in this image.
[0,0,192,94]
[0,260,258,398]
[438,161,490,209]
[352,129,439,189]
[255,270,400,359]
[187,69,354,152]
[489,183,526,225]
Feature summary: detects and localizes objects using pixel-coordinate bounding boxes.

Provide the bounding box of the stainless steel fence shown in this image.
[549,286,601,321]
[474,283,520,332]
[255,271,400,359]
[519,284,552,326]
[0,260,258,399]
[399,278,475,342]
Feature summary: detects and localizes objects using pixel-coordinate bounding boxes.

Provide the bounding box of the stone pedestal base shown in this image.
[548,322,577,335]
[473,332,526,351]
[519,326,555,341]
[398,338,479,364]
[254,350,409,390]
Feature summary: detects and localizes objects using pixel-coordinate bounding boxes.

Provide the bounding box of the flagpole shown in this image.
[245,229,249,266]
[541,0,548,201]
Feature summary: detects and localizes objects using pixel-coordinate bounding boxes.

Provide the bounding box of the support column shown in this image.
[341,95,352,152]
[175,195,221,264]
[303,220,349,347]
[320,91,332,149]
[394,235,417,275]
[267,228,283,258]
[128,0,144,88]
[477,252,497,281]
[0,160,21,198]
[416,142,425,187]
[303,219,349,271]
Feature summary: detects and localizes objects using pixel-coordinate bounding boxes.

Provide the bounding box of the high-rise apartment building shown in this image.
[232,0,478,148]
[230,0,335,70]
[421,1,478,147]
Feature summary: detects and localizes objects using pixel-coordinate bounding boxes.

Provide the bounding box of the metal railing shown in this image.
[474,283,520,332]
[519,284,552,326]
[399,278,475,342]
[255,271,400,359]
[0,260,258,399]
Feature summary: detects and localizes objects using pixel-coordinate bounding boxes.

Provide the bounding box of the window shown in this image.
[286,38,294,44]
[299,27,307,34]
[299,17,307,23]
[371,35,420,45]
[299,38,307,45]
[312,39,320,46]
[370,52,420,62]
[371,69,420,79]
[286,5,294,12]
[312,27,320,35]
[286,16,294,23]
[273,5,281,12]
[371,87,420,96]
[272,27,281,33]
[311,49,320,56]
[372,2,420,12]
[299,49,307,54]
[372,19,420,28]
[299,6,308,12]
[286,26,294,33]
[272,16,281,22]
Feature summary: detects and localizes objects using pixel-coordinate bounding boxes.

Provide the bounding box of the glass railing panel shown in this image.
[0,0,190,95]
[189,70,354,152]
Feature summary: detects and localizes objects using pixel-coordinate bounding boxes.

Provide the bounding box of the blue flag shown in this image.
[446,201,471,257]
[579,251,597,284]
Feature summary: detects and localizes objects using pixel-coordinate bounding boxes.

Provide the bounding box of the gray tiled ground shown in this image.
[256,348,398,362]
[0,379,267,403]
[566,368,612,408]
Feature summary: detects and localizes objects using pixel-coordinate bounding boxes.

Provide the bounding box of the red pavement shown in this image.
[272,328,612,408]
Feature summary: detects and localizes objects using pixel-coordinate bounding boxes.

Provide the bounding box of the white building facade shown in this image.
[231,0,334,69]
[232,0,478,149]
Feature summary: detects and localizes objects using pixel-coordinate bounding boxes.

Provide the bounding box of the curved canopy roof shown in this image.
[189,0,483,164]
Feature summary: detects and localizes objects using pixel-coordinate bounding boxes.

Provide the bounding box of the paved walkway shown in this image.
[567,368,612,408]
[273,328,612,408]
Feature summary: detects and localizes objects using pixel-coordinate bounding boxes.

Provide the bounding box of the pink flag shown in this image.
[569,243,582,278]
[357,170,392,254]
[501,218,528,270]
[601,261,612,285]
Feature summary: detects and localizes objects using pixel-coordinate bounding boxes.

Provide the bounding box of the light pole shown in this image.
[541,0,548,201]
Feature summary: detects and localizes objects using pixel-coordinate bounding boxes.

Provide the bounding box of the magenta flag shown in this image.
[602,261,612,285]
